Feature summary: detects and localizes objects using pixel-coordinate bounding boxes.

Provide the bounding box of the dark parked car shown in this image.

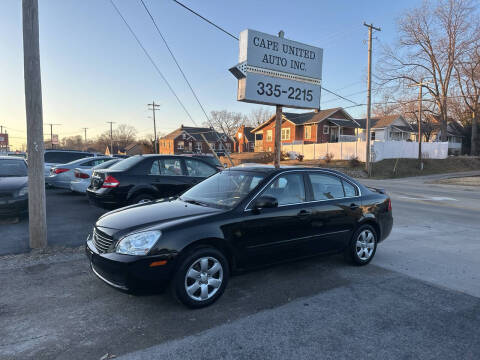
[86,165,393,308]
[86,154,220,209]
[0,156,29,216]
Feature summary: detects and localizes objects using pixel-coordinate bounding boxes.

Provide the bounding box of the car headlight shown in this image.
[115,230,161,255]
[17,186,28,197]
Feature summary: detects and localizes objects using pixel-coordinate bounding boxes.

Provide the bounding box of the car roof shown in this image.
[228,163,351,177]
[0,156,25,160]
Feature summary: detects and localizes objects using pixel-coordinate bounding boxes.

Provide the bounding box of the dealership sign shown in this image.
[230,29,323,109]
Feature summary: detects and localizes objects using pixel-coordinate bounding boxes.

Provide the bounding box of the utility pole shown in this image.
[273,30,285,169]
[409,79,432,170]
[148,101,160,153]
[22,0,47,249]
[363,22,381,177]
[82,127,88,150]
[106,121,115,155]
[45,123,61,149]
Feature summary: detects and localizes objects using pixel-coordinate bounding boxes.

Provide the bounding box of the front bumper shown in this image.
[85,240,176,291]
[86,189,121,209]
[70,180,89,194]
[0,197,28,216]
[46,176,71,189]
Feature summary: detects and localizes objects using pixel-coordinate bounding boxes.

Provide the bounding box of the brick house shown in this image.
[159,125,234,155]
[234,125,255,152]
[251,108,359,152]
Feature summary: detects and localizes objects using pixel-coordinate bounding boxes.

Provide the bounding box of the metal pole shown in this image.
[148,102,160,154]
[22,0,47,249]
[418,81,423,170]
[363,23,381,176]
[106,121,115,154]
[273,30,285,169]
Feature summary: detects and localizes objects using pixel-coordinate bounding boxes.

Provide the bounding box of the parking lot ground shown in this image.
[1,249,479,360]
[1,171,480,359]
[0,188,106,256]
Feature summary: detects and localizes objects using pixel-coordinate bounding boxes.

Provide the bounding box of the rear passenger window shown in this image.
[309,174,345,200]
[185,159,216,177]
[343,181,357,197]
[262,173,306,206]
[150,159,184,176]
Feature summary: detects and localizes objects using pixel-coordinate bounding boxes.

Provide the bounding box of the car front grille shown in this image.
[93,228,114,253]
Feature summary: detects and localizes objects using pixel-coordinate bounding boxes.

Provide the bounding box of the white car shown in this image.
[46,156,113,189]
[44,150,96,178]
[70,158,121,194]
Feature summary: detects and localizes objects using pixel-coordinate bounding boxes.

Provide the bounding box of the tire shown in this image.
[131,193,154,205]
[171,247,229,308]
[345,224,377,266]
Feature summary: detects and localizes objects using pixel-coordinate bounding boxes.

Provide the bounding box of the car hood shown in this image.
[0,176,28,191]
[96,198,223,232]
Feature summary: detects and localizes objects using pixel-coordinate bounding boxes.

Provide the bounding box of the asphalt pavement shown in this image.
[0,172,479,359]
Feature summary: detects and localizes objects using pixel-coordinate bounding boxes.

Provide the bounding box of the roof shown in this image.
[0,156,25,160]
[391,125,415,133]
[251,108,352,132]
[228,164,357,179]
[355,115,407,129]
[162,126,229,142]
[242,127,255,142]
[327,118,360,128]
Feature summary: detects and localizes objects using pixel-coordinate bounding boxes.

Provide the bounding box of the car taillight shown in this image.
[102,175,120,188]
[387,198,392,212]
[75,171,89,179]
[54,168,69,174]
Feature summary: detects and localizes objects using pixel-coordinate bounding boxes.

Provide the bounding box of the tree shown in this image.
[379,0,479,141]
[246,107,273,128]
[113,124,137,150]
[455,41,480,154]
[206,110,246,139]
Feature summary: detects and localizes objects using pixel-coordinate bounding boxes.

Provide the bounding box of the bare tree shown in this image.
[378,0,479,141]
[206,110,246,139]
[455,41,480,154]
[113,124,137,149]
[246,107,274,128]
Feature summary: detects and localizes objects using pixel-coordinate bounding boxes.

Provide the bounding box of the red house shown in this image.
[234,125,255,152]
[251,108,359,152]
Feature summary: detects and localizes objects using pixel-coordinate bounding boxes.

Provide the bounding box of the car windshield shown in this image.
[195,155,222,168]
[93,159,119,170]
[0,159,27,177]
[180,170,265,209]
[108,155,143,171]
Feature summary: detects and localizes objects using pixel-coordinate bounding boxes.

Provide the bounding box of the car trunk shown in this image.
[90,170,122,190]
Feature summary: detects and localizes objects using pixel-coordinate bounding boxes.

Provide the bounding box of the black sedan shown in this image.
[0,156,29,217]
[86,154,220,209]
[86,165,393,308]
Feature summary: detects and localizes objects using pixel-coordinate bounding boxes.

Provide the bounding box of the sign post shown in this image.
[230,29,323,167]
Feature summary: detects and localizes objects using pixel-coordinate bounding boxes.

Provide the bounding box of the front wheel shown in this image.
[345,225,377,266]
[171,247,229,308]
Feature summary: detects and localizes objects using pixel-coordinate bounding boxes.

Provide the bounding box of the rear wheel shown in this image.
[171,247,229,308]
[131,193,154,204]
[345,224,377,266]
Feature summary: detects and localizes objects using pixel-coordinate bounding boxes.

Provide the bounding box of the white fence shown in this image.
[282,141,449,162]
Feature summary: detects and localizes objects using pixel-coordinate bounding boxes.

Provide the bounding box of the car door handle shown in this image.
[297,210,311,217]
[349,203,360,210]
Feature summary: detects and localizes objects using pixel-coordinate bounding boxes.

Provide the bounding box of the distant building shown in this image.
[234,125,255,152]
[251,108,359,152]
[159,125,234,155]
[355,115,415,141]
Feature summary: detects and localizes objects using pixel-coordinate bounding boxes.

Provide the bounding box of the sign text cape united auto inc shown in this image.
[232,29,323,109]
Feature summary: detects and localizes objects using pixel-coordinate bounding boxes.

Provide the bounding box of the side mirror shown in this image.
[253,195,278,211]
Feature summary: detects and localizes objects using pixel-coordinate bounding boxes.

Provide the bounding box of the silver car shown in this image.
[69,158,121,194]
[44,150,95,178]
[46,156,113,189]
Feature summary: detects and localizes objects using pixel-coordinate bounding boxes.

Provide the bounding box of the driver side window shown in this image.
[262,173,306,206]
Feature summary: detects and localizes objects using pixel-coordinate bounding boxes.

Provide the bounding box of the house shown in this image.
[125,143,144,156]
[251,108,359,152]
[234,125,255,152]
[355,115,415,141]
[159,125,234,155]
[426,115,464,155]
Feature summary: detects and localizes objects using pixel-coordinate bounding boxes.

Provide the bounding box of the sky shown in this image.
[0,0,420,150]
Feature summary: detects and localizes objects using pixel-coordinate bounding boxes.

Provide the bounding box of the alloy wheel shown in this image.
[356,229,375,261]
[184,256,223,301]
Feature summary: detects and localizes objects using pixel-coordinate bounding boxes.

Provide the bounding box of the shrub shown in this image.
[349,155,361,167]
[296,154,304,162]
[324,153,334,163]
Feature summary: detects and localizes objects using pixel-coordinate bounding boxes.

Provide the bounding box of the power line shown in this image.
[139,0,233,165]
[171,0,238,40]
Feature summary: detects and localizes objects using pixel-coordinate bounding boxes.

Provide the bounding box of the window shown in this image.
[371,132,376,141]
[225,142,232,151]
[195,143,202,151]
[209,143,216,150]
[44,151,92,164]
[304,126,312,139]
[323,126,329,135]
[266,130,273,141]
[185,159,217,177]
[177,141,184,150]
[343,181,357,197]
[281,128,290,141]
[262,173,306,206]
[309,174,345,200]
[150,158,183,176]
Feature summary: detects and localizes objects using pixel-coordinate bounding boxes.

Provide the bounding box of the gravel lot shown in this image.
[1,172,479,359]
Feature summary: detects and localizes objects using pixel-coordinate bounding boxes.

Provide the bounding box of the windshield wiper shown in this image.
[181,198,210,207]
